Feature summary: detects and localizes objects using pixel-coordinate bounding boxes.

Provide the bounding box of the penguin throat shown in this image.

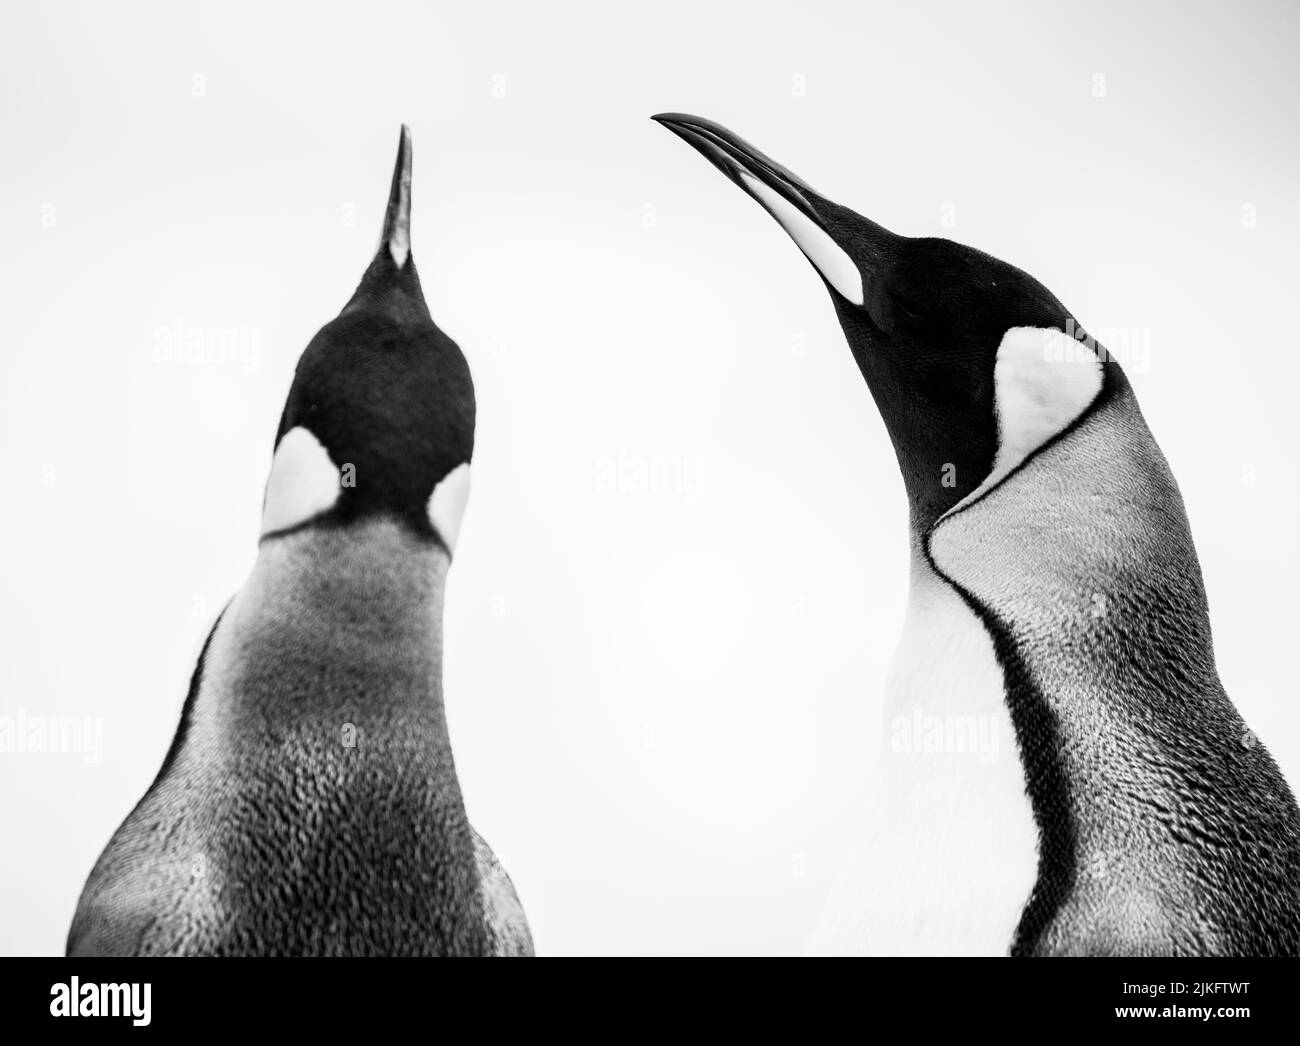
[224,517,452,715]
[828,304,1001,531]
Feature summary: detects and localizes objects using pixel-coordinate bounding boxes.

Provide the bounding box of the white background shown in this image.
[1,0,1297,955]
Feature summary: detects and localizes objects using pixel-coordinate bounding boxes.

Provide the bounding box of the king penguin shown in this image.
[654,113,1300,956]
[67,127,533,957]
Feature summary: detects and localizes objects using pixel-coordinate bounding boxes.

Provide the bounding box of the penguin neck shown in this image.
[161,515,491,953]
[215,516,453,727]
[926,385,1243,953]
[927,382,1223,723]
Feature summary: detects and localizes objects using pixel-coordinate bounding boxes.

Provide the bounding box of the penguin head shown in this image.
[654,114,1108,535]
[261,126,475,554]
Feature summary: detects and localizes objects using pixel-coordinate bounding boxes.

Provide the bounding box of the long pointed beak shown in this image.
[652,113,867,306]
[342,124,431,324]
[382,124,414,268]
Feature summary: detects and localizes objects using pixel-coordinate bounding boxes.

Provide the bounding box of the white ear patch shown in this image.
[946,326,1102,517]
[428,462,471,553]
[260,427,341,537]
[737,171,865,306]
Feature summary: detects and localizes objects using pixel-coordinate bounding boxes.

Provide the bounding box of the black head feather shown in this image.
[272,126,474,546]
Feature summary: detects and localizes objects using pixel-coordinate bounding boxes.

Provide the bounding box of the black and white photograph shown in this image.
[1,0,1297,1027]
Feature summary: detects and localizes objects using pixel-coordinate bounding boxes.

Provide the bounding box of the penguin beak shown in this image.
[651,113,865,306]
[341,125,431,325]
[381,124,413,269]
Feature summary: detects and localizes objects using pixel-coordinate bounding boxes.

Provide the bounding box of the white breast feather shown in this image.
[805,567,1039,956]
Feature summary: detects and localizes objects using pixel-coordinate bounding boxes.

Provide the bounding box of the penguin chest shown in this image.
[810,569,1039,955]
[879,579,1038,953]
